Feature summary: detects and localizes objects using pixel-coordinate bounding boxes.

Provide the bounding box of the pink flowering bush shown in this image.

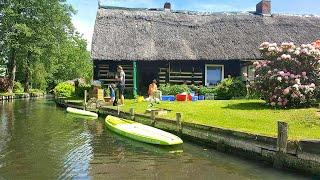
[253,42,320,107]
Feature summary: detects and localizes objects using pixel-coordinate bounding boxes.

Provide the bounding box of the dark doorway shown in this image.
[137,61,162,96]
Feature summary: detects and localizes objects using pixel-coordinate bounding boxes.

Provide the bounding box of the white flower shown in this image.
[295,79,301,84]
[294,50,300,55]
[293,84,299,90]
[277,77,282,82]
[280,54,291,60]
[268,47,276,52]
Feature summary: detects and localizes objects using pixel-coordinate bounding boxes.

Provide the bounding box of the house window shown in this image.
[241,65,255,81]
[205,65,224,86]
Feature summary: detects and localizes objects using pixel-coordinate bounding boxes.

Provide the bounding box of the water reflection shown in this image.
[0,100,312,179]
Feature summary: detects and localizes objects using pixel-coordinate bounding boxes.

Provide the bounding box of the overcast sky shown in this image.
[66,0,320,50]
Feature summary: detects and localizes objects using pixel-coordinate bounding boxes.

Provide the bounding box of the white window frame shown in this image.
[205,64,224,86]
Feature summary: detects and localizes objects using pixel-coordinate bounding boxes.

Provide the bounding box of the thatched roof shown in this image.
[92,7,320,61]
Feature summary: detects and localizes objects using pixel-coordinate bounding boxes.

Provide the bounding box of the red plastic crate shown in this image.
[176,94,192,101]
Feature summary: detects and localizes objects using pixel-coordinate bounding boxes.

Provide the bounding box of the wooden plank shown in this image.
[170,72,193,75]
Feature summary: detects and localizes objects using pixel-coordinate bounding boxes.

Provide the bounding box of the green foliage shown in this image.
[0,0,92,93]
[198,86,216,95]
[215,77,246,100]
[54,82,75,98]
[159,84,189,95]
[13,81,24,93]
[75,84,91,98]
[188,84,199,93]
[29,89,44,93]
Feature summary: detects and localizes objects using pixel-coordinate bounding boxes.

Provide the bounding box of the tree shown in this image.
[1,0,92,92]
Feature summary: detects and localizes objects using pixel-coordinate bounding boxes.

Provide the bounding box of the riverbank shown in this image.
[56,98,320,176]
[0,92,48,101]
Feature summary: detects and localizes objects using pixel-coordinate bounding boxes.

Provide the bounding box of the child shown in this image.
[108,84,116,106]
[148,79,158,98]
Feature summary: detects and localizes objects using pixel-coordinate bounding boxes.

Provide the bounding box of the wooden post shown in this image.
[130,108,135,120]
[277,121,288,153]
[273,121,288,169]
[151,110,156,126]
[84,90,87,110]
[176,112,182,134]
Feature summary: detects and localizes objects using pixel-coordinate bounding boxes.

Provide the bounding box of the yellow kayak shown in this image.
[66,107,98,118]
[105,115,183,145]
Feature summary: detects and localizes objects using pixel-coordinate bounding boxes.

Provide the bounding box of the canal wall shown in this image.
[56,99,320,176]
[0,93,48,101]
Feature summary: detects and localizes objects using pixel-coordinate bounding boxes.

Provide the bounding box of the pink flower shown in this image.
[278,71,285,76]
[310,83,316,88]
[295,79,301,84]
[290,74,295,79]
[283,88,290,95]
[302,72,307,76]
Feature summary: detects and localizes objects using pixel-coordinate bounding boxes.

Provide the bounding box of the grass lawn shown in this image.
[107,99,320,140]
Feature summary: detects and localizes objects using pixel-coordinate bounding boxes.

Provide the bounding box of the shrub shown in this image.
[253,42,320,107]
[75,84,91,98]
[215,77,246,100]
[198,86,216,95]
[159,84,189,95]
[13,81,24,93]
[0,77,10,92]
[53,82,75,98]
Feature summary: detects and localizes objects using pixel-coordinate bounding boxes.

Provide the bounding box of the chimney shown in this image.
[164,2,171,11]
[256,0,271,15]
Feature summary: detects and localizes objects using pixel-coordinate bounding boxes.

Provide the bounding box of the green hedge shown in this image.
[214,77,246,100]
[159,84,189,95]
[198,86,216,95]
[54,82,75,98]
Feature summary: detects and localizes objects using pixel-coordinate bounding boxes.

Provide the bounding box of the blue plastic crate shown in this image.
[198,95,205,100]
[161,95,175,101]
[192,96,198,101]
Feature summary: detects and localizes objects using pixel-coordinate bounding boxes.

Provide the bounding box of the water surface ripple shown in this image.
[0,100,313,179]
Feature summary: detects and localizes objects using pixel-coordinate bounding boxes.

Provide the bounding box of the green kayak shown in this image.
[105,115,183,145]
[66,107,98,118]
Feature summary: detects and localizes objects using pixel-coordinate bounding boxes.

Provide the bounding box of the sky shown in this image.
[66,0,320,50]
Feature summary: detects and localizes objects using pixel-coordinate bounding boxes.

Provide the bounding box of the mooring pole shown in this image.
[151,110,156,126]
[130,108,135,120]
[273,121,288,169]
[277,121,288,153]
[176,112,182,134]
[84,90,87,110]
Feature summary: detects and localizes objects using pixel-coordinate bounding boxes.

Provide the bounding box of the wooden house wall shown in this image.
[93,60,241,94]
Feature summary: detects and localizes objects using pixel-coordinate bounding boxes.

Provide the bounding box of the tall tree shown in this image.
[1,0,92,92]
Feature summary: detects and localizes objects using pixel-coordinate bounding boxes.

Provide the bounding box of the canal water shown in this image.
[0,100,312,179]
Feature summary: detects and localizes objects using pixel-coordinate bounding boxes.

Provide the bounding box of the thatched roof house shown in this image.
[92,0,320,95]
